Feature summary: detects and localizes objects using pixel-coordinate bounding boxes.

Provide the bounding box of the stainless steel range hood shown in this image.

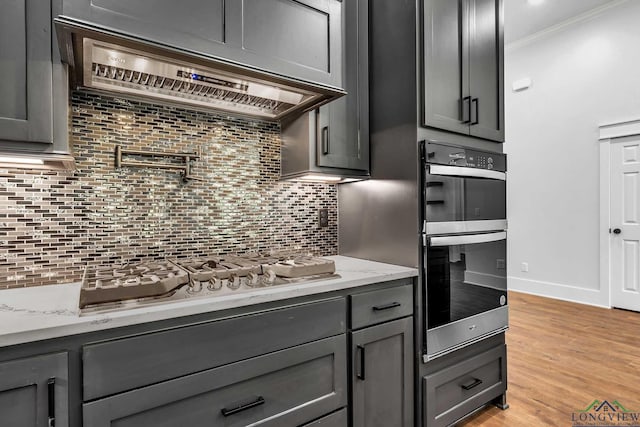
[54,18,346,121]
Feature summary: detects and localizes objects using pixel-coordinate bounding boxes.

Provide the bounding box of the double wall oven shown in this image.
[421,142,508,361]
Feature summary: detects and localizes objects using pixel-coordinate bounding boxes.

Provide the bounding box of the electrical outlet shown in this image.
[496,259,505,269]
[319,209,329,228]
[521,262,529,272]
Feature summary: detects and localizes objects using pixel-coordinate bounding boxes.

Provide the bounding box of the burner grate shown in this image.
[79,255,337,314]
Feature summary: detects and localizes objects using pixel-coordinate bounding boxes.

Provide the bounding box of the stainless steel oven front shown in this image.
[423,231,508,361]
[424,142,507,235]
[421,142,508,361]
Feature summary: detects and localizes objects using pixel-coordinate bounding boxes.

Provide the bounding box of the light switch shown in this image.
[512,77,532,92]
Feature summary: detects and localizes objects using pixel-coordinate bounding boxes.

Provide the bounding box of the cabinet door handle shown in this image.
[461,96,471,124]
[372,302,401,311]
[356,345,366,380]
[221,396,265,417]
[461,378,483,391]
[471,98,479,125]
[321,126,330,155]
[47,378,56,427]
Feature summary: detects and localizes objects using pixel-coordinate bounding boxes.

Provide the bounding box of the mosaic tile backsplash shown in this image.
[0,92,337,289]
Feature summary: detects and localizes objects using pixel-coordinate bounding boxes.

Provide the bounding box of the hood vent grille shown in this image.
[83,39,316,120]
[91,62,295,117]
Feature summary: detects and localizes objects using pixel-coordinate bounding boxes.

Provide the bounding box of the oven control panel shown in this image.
[424,142,507,172]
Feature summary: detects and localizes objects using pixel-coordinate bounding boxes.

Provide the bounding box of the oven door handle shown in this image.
[428,165,506,181]
[429,231,506,247]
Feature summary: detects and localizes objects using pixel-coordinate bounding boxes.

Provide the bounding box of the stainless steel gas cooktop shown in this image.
[79,253,338,315]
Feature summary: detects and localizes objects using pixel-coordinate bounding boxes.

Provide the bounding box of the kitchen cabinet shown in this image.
[349,286,414,427]
[301,408,348,426]
[82,298,347,426]
[83,336,346,427]
[0,352,69,427]
[0,278,416,427]
[0,0,68,152]
[281,0,369,179]
[82,298,346,400]
[423,344,507,427]
[59,0,343,90]
[423,0,504,142]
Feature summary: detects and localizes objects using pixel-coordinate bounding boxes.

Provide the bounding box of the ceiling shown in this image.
[505,0,618,44]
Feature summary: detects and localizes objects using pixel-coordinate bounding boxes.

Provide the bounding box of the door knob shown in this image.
[613,228,622,234]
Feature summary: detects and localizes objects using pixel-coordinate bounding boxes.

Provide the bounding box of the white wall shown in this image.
[505,0,640,306]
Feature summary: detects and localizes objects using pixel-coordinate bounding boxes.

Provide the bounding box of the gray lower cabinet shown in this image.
[0,352,69,427]
[0,0,53,145]
[301,409,348,427]
[83,335,347,427]
[423,344,507,427]
[351,317,414,427]
[59,0,343,89]
[423,0,504,143]
[281,0,369,178]
[82,298,346,401]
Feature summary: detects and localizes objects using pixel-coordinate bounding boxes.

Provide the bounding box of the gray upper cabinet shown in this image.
[0,0,54,145]
[0,353,69,427]
[468,0,504,142]
[423,0,504,143]
[59,0,343,89]
[281,0,369,178]
[316,0,369,171]
[351,317,414,427]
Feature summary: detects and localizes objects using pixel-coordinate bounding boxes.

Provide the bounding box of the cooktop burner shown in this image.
[79,254,338,314]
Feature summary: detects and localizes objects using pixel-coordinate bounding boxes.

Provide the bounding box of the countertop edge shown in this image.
[0,256,418,348]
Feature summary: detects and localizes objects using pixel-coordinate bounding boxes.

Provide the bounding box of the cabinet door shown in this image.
[423,344,507,427]
[60,0,228,52]
[351,317,414,427]
[316,0,368,171]
[229,0,343,89]
[61,0,343,89]
[423,0,470,135]
[0,0,53,144]
[301,408,348,426]
[0,353,69,427]
[84,336,347,427]
[469,0,504,142]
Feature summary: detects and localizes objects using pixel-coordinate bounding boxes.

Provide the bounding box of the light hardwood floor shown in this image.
[459,291,640,426]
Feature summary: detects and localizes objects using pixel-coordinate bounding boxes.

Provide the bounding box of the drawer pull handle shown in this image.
[461,378,483,391]
[221,396,265,417]
[356,345,366,380]
[47,378,56,427]
[372,302,401,312]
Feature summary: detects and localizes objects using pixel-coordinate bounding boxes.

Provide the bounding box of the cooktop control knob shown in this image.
[188,279,202,294]
[246,272,259,287]
[227,274,241,290]
[263,270,276,286]
[208,277,222,291]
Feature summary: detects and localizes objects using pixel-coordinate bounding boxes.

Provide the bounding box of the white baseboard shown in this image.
[508,276,610,308]
[464,270,505,291]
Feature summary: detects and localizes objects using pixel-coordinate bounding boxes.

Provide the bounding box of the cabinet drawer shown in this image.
[301,409,348,427]
[350,283,413,329]
[83,335,347,427]
[423,344,507,427]
[83,298,346,401]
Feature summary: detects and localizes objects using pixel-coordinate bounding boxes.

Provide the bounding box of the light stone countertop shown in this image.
[0,256,418,348]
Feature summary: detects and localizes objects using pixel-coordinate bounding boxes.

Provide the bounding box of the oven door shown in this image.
[425,165,506,235]
[424,231,508,361]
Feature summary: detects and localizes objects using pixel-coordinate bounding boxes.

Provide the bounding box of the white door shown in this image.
[611,138,640,311]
